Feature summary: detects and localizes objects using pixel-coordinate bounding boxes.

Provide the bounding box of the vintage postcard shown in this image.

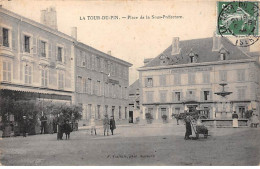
[0,0,259,166]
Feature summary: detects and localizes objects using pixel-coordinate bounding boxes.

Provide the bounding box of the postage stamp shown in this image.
[217,1,259,47]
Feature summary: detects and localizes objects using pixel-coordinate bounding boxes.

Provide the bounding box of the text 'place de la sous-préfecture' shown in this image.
[79,15,183,20]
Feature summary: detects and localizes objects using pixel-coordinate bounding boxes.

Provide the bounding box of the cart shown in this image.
[191,116,209,139]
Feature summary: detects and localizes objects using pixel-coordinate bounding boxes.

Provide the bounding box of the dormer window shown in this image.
[219,47,229,61]
[159,54,168,65]
[190,56,195,63]
[188,50,198,63]
[220,53,226,60]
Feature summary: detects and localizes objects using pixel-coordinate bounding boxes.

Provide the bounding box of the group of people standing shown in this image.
[90,114,116,136]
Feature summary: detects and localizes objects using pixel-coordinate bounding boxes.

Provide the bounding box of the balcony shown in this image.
[56,61,65,70]
[39,56,51,66]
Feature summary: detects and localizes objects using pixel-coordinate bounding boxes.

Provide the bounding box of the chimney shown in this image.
[71,27,77,40]
[212,32,221,51]
[171,37,180,55]
[40,7,58,30]
[107,51,112,55]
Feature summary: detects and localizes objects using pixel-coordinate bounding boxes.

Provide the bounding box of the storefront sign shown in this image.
[170,66,213,73]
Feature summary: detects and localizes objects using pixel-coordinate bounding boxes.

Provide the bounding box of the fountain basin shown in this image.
[201,119,248,127]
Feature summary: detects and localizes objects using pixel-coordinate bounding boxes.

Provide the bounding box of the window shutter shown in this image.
[38,39,41,56]
[64,47,67,64]
[145,78,148,87]
[180,92,183,101]
[48,43,52,59]
[200,91,204,101]
[12,30,16,50]
[55,46,58,61]
[100,58,104,72]
[0,27,2,46]
[20,33,24,52]
[33,37,37,55]
[172,92,176,102]
[209,91,213,100]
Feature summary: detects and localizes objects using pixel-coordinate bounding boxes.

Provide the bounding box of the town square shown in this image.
[0,0,260,166]
[0,123,259,166]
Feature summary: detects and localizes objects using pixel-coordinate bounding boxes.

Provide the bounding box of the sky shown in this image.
[1,0,259,85]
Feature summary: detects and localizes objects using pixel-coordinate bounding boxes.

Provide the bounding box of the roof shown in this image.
[76,42,132,67]
[0,6,74,41]
[129,79,139,95]
[248,51,260,57]
[142,37,252,68]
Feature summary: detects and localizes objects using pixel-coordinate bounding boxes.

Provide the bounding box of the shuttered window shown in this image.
[24,35,30,53]
[58,72,64,89]
[57,47,63,62]
[159,75,166,86]
[188,73,196,84]
[2,61,11,82]
[174,74,181,85]
[237,88,246,100]
[160,91,167,103]
[237,69,245,82]
[219,70,227,82]
[24,65,32,84]
[3,28,9,47]
[203,72,210,83]
[41,69,48,87]
[145,77,153,87]
[146,91,154,103]
[39,41,47,57]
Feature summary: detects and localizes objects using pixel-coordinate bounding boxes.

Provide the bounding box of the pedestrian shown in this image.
[21,115,28,137]
[40,113,48,134]
[251,112,259,128]
[64,120,72,139]
[57,113,65,140]
[90,114,97,135]
[110,116,116,135]
[103,114,110,136]
[184,114,192,140]
[232,111,238,128]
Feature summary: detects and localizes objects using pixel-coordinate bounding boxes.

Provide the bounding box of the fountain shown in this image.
[214,83,233,119]
[214,83,232,97]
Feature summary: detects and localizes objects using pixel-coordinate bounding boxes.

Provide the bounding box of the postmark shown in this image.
[217,1,259,47]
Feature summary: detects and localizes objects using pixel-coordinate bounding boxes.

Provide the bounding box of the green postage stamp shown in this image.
[218,1,259,36]
[217,1,259,47]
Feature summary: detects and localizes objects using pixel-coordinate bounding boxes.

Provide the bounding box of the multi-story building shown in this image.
[74,41,132,125]
[138,35,260,123]
[0,6,75,104]
[129,79,140,123]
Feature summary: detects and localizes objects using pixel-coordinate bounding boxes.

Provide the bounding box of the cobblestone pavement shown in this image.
[0,123,259,166]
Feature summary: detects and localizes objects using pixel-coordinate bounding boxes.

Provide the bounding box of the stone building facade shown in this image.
[0,6,75,104]
[74,42,132,125]
[138,35,260,123]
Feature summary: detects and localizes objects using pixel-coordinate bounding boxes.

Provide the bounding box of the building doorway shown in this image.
[187,105,198,112]
[238,106,245,118]
[112,106,115,117]
[129,111,133,123]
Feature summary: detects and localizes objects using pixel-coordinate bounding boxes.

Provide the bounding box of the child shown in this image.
[64,120,72,140]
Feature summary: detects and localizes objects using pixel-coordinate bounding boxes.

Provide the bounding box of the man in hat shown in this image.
[40,113,48,134]
[110,116,116,135]
[21,115,28,137]
[103,114,110,136]
[57,113,65,140]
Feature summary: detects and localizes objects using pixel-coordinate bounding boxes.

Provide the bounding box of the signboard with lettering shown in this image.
[170,67,213,74]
